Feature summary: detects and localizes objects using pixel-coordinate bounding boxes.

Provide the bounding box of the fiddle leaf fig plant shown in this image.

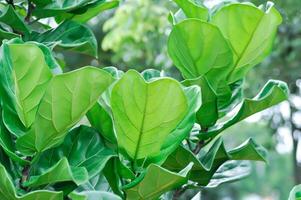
[0,0,290,200]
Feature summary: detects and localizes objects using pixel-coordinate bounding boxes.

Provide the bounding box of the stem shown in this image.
[25,0,35,23]
[172,187,186,200]
[19,156,32,190]
[5,0,15,8]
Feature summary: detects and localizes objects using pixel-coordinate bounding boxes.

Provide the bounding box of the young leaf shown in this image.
[199,80,289,140]
[168,19,233,90]
[111,70,188,160]
[211,2,282,83]
[31,21,98,57]
[16,67,114,154]
[163,138,266,185]
[0,163,63,199]
[124,163,193,200]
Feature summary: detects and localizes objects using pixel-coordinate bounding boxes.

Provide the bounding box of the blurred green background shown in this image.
[58,0,301,199]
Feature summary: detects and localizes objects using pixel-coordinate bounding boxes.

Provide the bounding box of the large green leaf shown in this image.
[163,138,266,185]
[289,185,301,200]
[31,21,98,57]
[0,5,30,36]
[146,85,201,165]
[0,163,63,200]
[211,2,282,83]
[25,126,116,187]
[124,163,193,200]
[199,80,289,140]
[172,0,208,22]
[168,19,233,90]
[111,70,188,160]
[0,40,54,136]
[16,67,114,154]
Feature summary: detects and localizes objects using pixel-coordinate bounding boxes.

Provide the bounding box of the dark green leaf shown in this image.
[25,126,116,187]
[31,21,98,57]
[163,138,266,185]
[124,163,193,200]
[0,163,63,200]
[199,80,289,140]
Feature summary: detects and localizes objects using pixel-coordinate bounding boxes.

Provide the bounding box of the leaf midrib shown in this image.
[133,84,148,161]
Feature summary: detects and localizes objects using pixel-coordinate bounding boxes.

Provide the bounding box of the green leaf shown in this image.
[31,21,98,57]
[25,126,116,187]
[87,103,116,144]
[141,69,162,81]
[172,0,208,22]
[0,28,19,41]
[69,191,122,200]
[168,19,233,90]
[32,0,97,18]
[289,184,301,200]
[0,5,30,36]
[0,163,63,200]
[206,161,251,188]
[56,0,119,23]
[182,76,218,128]
[147,85,201,165]
[0,40,53,136]
[211,2,282,83]
[111,70,188,160]
[124,163,193,200]
[24,157,89,188]
[0,107,29,166]
[16,67,114,154]
[199,80,289,140]
[163,138,266,185]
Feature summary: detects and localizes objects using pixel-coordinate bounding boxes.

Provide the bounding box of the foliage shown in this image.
[101,0,173,71]
[0,0,289,200]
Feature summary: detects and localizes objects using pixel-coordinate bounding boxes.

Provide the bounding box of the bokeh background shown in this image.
[54,0,301,199]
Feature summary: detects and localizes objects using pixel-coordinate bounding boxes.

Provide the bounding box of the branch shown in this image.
[25,0,35,23]
[19,156,32,190]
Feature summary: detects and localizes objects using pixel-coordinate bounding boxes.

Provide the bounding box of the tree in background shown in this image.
[247,0,301,184]
[101,0,174,71]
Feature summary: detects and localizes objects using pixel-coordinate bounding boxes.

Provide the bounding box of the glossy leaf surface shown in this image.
[16,67,113,154]
[211,2,282,83]
[111,70,188,160]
